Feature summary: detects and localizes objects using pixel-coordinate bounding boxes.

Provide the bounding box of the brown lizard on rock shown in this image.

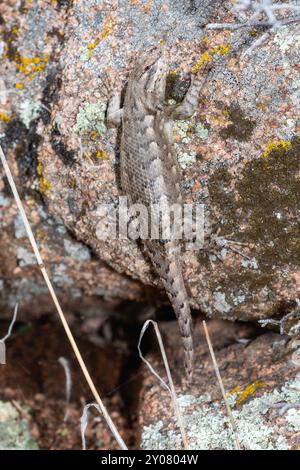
[107,48,208,382]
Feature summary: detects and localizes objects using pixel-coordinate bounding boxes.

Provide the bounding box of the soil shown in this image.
[0,306,147,450]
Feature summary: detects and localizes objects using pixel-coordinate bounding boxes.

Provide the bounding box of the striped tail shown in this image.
[146,241,194,382]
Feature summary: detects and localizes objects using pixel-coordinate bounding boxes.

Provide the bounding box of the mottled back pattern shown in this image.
[108,49,208,381]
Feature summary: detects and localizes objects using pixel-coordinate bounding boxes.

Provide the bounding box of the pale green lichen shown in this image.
[17,247,36,267]
[0,401,38,450]
[241,257,258,270]
[177,150,197,169]
[173,120,192,144]
[63,239,91,262]
[19,99,41,129]
[195,122,209,140]
[53,264,73,287]
[285,409,300,432]
[213,291,232,314]
[73,100,106,135]
[141,374,300,450]
[273,26,300,53]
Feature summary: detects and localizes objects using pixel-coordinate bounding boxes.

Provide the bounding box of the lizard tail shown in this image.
[165,274,194,383]
[147,243,194,383]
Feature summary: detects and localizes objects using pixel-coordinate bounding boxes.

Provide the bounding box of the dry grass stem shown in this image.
[0,144,127,450]
[138,319,189,450]
[202,320,241,450]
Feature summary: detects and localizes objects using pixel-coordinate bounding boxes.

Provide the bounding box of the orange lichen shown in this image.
[15,55,49,79]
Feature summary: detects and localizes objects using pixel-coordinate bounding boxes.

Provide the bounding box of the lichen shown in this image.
[173,120,193,143]
[241,257,258,270]
[213,291,232,314]
[73,100,106,135]
[19,99,41,128]
[195,122,209,140]
[273,26,300,53]
[53,264,73,287]
[262,138,292,160]
[194,43,232,73]
[86,15,115,58]
[37,162,52,194]
[15,55,49,80]
[63,239,91,262]
[228,381,265,406]
[0,111,11,123]
[177,151,197,170]
[0,401,38,450]
[141,374,300,450]
[16,247,36,267]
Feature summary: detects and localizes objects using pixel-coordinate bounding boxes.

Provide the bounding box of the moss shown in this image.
[220,104,256,142]
[209,138,300,278]
[2,118,41,190]
[236,138,300,269]
[51,124,75,166]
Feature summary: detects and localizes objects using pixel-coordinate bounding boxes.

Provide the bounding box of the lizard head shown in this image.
[132,47,168,109]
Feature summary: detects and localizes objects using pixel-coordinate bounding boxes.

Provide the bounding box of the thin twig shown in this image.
[80,403,102,450]
[1,303,18,342]
[202,320,241,450]
[0,144,127,450]
[138,319,189,450]
[58,356,72,422]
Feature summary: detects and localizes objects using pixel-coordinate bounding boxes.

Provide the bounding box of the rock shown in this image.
[0,400,38,450]
[138,319,300,450]
[0,1,299,322]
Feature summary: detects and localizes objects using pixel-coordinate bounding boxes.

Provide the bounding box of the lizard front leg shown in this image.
[165,69,208,120]
[107,90,123,128]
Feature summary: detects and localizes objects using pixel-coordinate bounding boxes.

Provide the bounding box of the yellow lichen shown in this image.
[37,162,52,194]
[194,44,231,74]
[15,82,24,89]
[15,55,49,78]
[0,111,11,123]
[212,44,232,55]
[36,227,48,243]
[262,138,292,159]
[87,16,114,57]
[228,380,265,406]
[95,149,109,159]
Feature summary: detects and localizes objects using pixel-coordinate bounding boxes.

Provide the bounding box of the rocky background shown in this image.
[0,0,299,450]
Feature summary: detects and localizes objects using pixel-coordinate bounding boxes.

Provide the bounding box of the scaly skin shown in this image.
[107,49,208,382]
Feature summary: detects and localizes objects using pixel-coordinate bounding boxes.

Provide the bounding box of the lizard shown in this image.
[107,48,208,382]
